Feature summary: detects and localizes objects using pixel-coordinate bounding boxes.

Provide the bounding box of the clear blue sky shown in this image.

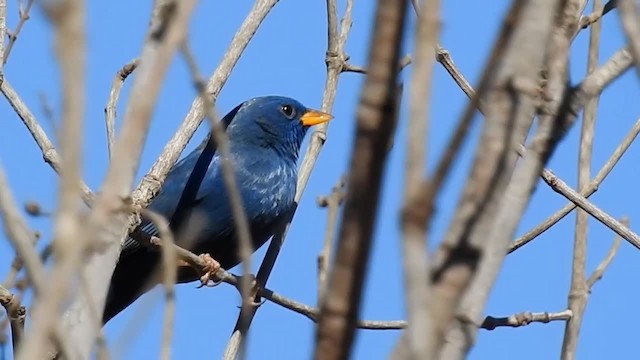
[0,1,639,359]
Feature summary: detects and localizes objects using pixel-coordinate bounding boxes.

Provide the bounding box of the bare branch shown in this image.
[586,218,625,289]
[16,0,86,357]
[0,79,94,203]
[316,175,345,303]
[618,0,640,78]
[49,2,197,358]
[3,0,33,64]
[139,231,407,331]
[562,2,602,356]
[341,54,411,74]
[104,58,139,159]
[437,0,573,358]
[313,0,406,359]
[481,310,573,330]
[400,0,438,358]
[539,166,640,248]
[0,0,5,72]
[0,284,25,355]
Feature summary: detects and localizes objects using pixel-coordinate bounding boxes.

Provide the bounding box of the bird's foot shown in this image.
[236,275,263,308]
[196,253,223,288]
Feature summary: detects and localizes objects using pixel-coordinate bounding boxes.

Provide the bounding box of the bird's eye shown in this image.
[280,104,295,119]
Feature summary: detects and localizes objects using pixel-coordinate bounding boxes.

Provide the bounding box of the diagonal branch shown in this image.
[44,2,198,359]
[586,218,625,289]
[17,0,87,357]
[436,0,572,358]
[130,0,281,210]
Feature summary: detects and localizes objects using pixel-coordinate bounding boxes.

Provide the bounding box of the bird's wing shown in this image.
[120,141,221,255]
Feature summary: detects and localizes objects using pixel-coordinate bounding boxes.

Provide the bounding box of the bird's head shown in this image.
[224,96,333,161]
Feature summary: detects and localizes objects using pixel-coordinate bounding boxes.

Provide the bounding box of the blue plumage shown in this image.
[103,96,332,323]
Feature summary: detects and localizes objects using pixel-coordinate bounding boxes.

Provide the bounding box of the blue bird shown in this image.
[102,96,332,323]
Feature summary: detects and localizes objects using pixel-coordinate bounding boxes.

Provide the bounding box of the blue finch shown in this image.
[103,96,332,323]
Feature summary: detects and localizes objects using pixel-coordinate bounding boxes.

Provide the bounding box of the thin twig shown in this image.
[316,175,345,303]
[509,116,640,253]
[410,1,475,101]
[0,79,94,203]
[586,218,625,289]
[562,2,602,357]
[433,47,636,254]
[104,58,139,159]
[140,233,407,331]
[341,54,411,74]
[539,166,640,249]
[481,310,573,330]
[3,0,34,64]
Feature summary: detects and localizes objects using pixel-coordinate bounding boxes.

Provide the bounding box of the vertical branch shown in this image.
[0,164,75,359]
[618,0,640,77]
[400,0,438,358]
[313,0,407,359]
[222,1,353,358]
[0,0,5,72]
[561,0,602,358]
[316,176,345,303]
[16,0,86,358]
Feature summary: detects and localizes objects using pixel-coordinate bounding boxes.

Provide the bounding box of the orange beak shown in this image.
[300,109,333,126]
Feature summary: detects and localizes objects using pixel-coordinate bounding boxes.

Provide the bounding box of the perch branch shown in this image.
[222,0,353,358]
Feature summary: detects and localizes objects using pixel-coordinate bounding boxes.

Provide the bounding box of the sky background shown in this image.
[0,0,639,359]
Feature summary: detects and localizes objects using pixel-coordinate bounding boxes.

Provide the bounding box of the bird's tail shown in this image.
[102,249,160,324]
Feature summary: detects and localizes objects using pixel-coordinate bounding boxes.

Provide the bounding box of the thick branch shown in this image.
[49,2,197,358]
[313,0,406,359]
[400,0,438,358]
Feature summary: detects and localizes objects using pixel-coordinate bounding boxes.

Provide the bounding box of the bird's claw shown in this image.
[235,275,264,308]
[196,253,222,288]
